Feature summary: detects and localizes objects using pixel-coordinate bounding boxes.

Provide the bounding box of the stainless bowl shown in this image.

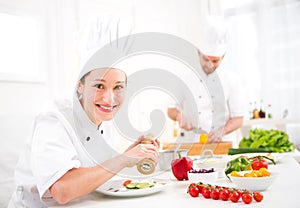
[158,149,188,171]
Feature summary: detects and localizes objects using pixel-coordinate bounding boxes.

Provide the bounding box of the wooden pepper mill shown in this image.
[136,134,156,175]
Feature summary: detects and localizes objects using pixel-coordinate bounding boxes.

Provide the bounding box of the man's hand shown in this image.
[208,127,225,143]
[176,113,193,131]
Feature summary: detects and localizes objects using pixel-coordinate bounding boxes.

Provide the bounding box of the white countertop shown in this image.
[50,155,300,208]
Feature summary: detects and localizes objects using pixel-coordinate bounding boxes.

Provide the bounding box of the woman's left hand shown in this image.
[126,135,160,151]
[123,135,160,167]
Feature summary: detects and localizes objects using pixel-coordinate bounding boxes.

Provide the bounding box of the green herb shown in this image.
[239,129,295,153]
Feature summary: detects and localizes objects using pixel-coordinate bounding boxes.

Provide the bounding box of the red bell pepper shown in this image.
[171,153,193,181]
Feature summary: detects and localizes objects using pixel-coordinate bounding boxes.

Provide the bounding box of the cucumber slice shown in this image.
[126,182,154,189]
[126,183,138,189]
[136,182,154,189]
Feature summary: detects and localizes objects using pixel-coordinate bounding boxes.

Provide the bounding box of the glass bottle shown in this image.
[248,102,253,119]
[259,99,266,118]
[267,104,272,119]
[173,121,179,138]
[253,101,259,119]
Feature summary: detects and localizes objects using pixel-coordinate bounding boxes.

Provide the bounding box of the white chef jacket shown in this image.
[8,97,118,207]
[169,64,246,144]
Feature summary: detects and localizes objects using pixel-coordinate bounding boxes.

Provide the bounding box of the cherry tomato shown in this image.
[242,193,253,204]
[252,159,268,170]
[123,180,131,187]
[219,189,230,201]
[210,189,220,200]
[188,185,199,197]
[202,187,211,199]
[253,192,264,202]
[229,191,240,203]
[196,182,205,193]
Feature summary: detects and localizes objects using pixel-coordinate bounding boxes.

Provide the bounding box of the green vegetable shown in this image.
[126,182,154,189]
[225,156,252,176]
[239,129,295,153]
[228,148,273,155]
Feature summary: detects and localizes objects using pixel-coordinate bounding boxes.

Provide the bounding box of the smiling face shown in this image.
[198,50,224,75]
[77,68,127,126]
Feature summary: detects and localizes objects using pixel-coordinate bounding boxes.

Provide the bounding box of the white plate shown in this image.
[96,179,169,197]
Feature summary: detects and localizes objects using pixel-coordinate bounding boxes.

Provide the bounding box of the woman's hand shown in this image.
[123,136,159,167]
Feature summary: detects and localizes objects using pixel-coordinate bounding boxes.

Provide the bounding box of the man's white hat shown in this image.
[199,16,229,57]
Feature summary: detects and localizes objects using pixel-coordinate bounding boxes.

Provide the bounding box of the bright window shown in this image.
[0,12,39,81]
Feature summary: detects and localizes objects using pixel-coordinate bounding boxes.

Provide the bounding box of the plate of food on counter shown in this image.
[96,178,169,197]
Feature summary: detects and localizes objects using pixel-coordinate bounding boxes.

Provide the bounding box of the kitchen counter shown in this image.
[162,142,232,155]
[50,155,300,208]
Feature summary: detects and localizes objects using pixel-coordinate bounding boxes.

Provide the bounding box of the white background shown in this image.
[0,0,299,206]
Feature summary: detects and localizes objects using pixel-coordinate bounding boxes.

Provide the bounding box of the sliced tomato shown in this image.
[123,180,132,187]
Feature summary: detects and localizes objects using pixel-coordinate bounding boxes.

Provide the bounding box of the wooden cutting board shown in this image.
[162,142,232,155]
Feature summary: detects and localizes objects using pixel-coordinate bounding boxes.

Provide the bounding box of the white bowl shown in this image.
[229,171,279,191]
[192,150,230,177]
[188,170,218,183]
[193,157,228,170]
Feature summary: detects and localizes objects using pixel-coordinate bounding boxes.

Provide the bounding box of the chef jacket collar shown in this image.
[73,94,99,141]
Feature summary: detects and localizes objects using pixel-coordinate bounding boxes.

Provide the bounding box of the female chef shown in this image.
[8,17,159,207]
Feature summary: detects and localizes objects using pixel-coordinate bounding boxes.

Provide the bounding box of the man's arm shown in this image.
[223,116,243,135]
[167,107,180,121]
[208,116,243,143]
[167,108,193,131]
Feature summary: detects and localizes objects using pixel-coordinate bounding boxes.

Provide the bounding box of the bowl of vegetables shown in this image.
[188,168,218,183]
[229,169,279,191]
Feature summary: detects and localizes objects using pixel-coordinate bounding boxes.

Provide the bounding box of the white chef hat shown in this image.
[198,16,229,57]
[77,15,133,69]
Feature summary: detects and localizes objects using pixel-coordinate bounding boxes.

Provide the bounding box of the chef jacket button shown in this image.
[86,137,90,141]
[198,112,201,114]
[212,126,215,129]
[212,79,215,82]
[212,110,214,113]
[211,95,214,98]
[100,130,104,134]
[198,95,202,99]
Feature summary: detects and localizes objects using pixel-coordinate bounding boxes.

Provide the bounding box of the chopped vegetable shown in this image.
[225,156,252,176]
[125,182,154,189]
[225,155,276,176]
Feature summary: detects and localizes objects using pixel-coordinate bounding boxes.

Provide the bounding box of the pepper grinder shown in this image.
[136,134,156,175]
